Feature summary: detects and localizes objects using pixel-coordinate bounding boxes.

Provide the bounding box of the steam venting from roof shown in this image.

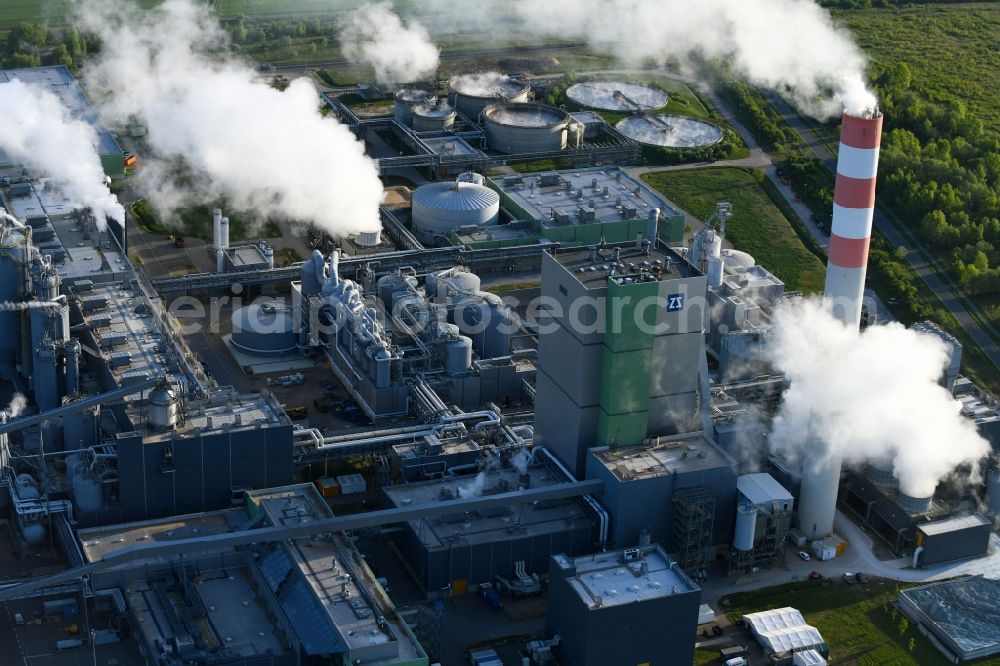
[0,79,124,228]
[449,71,518,97]
[767,300,988,498]
[77,0,383,236]
[340,1,439,84]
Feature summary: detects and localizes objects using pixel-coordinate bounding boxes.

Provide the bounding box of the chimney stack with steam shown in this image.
[823,110,883,327]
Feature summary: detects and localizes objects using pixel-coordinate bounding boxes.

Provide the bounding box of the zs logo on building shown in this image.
[666,294,684,312]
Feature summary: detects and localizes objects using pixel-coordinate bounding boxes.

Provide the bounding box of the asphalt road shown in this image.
[765,92,1000,370]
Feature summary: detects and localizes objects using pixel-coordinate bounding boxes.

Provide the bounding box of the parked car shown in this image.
[808,571,823,580]
[856,572,868,584]
[842,572,856,584]
[798,551,811,561]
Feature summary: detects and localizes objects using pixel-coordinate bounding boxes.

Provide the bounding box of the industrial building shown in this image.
[489,167,686,245]
[382,448,600,595]
[546,544,700,666]
[729,473,794,577]
[0,65,125,176]
[914,513,992,567]
[447,73,531,120]
[898,576,1000,662]
[532,240,708,476]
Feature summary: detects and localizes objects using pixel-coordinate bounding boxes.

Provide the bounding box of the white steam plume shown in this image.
[767,301,989,498]
[0,301,61,311]
[1,209,24,228]
[0,80,124,227]
[340,1,439,84]
[77,0,383,236]
[4,394,27,418]
[414,0,876,118]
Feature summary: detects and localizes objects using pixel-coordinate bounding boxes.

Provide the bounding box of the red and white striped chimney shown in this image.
[823,111,883,327]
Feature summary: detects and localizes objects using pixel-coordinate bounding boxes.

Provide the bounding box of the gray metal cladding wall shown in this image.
[587,457,676,548]
[675,463,739,547]
[920,524,991,567]
[117,424,293,522]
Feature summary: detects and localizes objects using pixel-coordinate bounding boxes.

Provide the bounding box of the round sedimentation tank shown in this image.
[616,115,723,148]
[231,302,297,356]
[147,383,178,431]
[483,103,571,154]
[733,503,757,551]
[897,492,933,514]
[566,81,668,111]
[394,88,436,126]
[72,472,104,511]
[444,335,473,375]
[411,178,500,244]
[412,99,457,132]
[448,73,530,120]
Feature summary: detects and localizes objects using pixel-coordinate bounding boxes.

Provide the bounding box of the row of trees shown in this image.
[1,23,92,71]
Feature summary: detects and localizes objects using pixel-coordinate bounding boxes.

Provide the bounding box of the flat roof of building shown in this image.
[918,512,991,537]
[900,576,1000,660]
[127,567,288,659]
[423,135,482,158]
[554,544,697,609]
[227,244,268,267]
[452,222,538,245]
[78,509,242,564]
[591,432,733,482]
[0,66,120,164]
[383,461,593,549]
[549,242,698,290]
[490,167,682,225]
[249,485,425,663]
[738,473,793,506]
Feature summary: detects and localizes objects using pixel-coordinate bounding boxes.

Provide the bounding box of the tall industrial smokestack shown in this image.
[823,110,883,327]
[798,110,883,541]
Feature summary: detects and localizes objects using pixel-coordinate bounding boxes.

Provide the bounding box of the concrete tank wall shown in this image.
[483,103,570,154]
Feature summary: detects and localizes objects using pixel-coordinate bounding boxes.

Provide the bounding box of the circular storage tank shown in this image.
[21,522,46,544]
[897,492,933,514]
[427,270,481,299]
[456,292,510,359]
[411,180,500,244]
[444,336,473,375]
[483,103,571,154]
[412,99,457,132]
[377,273,418,310]
[448,73,530,120]
[147,384,178,431]
[566,81,668,111]
[231,302,297,356]
[394,88,436,126]
[73,473,104,511]
[733,503,757,551]
[616,115,723,148]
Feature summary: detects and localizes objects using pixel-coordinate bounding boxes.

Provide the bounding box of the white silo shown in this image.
[411,176,500,244]
[733,502,757,551]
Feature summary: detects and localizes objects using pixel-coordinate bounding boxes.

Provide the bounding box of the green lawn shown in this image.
[642,167,826,293]
[719,578,1000,666]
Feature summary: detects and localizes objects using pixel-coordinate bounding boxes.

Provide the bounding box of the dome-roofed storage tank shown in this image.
[482,103,572,154]
[411,175,500,244]
[412,99,457,132]
[377,272,418,310]
[394,88,436,126]
[456,291,510,359]
[444,335,473,375]
[231,302,297,356]
[147,382,178,431]
[427,269,481,299]
[448,72,530,120]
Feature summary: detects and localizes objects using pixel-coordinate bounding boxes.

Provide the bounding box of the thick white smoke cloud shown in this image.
[78,0,383,236]
[4,394,27,418]
[0,80,124,227]
[340,1,439,84]
[415,0,876,118]
[767,301,989,498]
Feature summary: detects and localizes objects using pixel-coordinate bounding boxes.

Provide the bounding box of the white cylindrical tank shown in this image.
[427,269,481,299]
[412,99,457,132]
[411,179,500,244]
[797,449,841,540]
[987,466,1000,517]
[707,256,724,288]
[394,88,436,126]
[444,336,473,375]
[482,103,571,154]
[72,472,104,511]
[147,383,178,431]
[212,208,223,250]
[733,502,757,551]
[355,230,382,247]
[448,73,530,120]
[219,216,230,250]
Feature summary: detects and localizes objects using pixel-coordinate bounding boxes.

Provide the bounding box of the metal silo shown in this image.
[411,178,500,244]
[33,338,60,411]
[231,303,297,356]
[73,471,104,511]
[447,73,530,119]
[147,382,178,431]
[445,336,473,375]
[427,269,481,299]
[394,88,437,126]
[412,99,457,132]
[457,292,510,359]
[378,273,418,310]
[733,502,757,551]
[482,103,571,154]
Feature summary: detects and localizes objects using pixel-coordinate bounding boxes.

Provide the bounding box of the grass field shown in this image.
[642,167,826,293]
[130,199,281,243]
[836,2,1000,132]
[719,578,1000,666]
